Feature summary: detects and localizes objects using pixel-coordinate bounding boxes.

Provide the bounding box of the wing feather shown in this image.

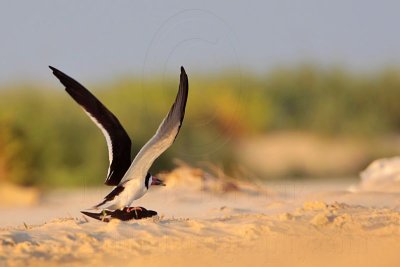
[120,66,188,184]
[49,66,132,186]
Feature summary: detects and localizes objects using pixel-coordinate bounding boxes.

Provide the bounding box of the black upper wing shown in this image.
[49,66,131,186]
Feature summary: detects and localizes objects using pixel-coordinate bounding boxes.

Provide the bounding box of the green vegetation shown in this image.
[0,65,400,186]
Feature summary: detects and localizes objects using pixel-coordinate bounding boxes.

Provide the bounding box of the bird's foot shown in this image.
[126,207,143,213]
[126,206,143,217]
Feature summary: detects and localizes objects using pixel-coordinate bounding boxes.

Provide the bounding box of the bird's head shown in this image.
[145,173,166,189]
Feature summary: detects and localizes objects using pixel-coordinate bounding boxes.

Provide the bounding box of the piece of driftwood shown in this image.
[81,207,157,222]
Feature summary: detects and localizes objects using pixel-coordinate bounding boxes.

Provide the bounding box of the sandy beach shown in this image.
[0,164,399,267]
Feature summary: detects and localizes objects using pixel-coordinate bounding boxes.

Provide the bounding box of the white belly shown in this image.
[114,179,148,209]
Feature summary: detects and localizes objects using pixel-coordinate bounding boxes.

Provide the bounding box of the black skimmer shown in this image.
[50,66,188,212]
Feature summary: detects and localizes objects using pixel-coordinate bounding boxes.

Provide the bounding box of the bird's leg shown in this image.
[101,210,109,222]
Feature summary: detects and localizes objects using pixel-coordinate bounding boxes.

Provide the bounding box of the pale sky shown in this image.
[0,0,399,83]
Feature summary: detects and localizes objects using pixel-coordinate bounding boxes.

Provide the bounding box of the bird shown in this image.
[49,66,188,212]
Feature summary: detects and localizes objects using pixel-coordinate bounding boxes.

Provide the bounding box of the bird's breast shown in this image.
[123,179,148,203]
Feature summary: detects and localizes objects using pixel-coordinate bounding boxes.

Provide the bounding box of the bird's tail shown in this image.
[88,185,125,211]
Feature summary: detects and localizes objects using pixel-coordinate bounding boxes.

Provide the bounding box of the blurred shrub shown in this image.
[0,65,399,186]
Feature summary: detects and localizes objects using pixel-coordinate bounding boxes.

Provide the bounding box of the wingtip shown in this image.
[180,66,185,74]
[48,65,58,74]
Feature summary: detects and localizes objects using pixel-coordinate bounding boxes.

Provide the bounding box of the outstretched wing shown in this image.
[49,66,132,186]
[120,66,189,184]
